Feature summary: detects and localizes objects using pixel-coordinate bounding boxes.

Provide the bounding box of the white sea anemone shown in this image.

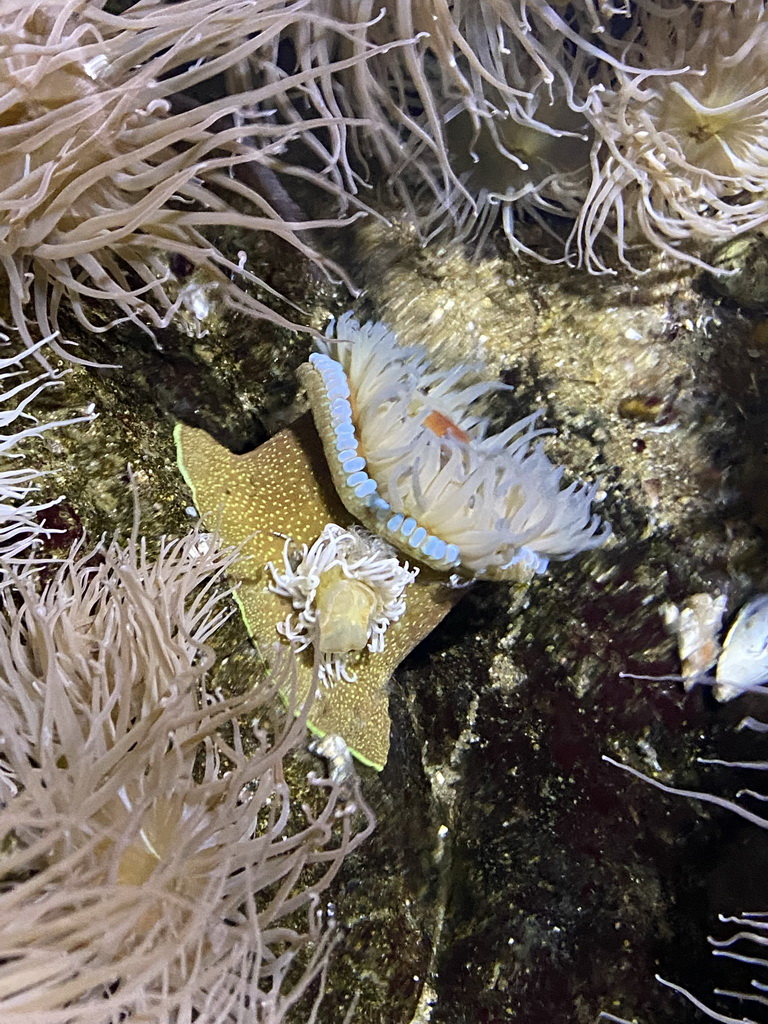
[268,522,417,683]
[299,313,610,582]
[0,336,93,560]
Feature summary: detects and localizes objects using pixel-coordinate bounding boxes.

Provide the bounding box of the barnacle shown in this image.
[656,593,768,702]
[300,313,610,582]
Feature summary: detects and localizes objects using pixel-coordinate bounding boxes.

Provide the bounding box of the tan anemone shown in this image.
[577,0,768,271]
[0,530,373,1020]
[250,0,755,267]
[0,0,365,363]
[245,0,603,255]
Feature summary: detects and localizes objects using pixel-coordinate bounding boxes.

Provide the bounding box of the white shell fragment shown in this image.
[309,733,357,787]
[715,595,768,702]
[665,593,727,689]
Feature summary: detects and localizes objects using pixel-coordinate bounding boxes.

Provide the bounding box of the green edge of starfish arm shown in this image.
[174,415,461,770]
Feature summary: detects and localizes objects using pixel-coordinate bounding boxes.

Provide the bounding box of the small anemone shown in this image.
[268,522,418,683]
[300,313,610,582]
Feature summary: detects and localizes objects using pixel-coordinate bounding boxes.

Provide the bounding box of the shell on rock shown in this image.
[715,594,768,702]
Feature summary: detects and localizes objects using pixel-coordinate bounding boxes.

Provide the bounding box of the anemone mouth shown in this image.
[299,313,610,582]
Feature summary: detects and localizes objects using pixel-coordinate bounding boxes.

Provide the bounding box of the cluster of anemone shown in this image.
[0,530,373,1021]
[254,0,768,271]
[175,309,609,771]
[0,0,371,362]
[6,0,765,346]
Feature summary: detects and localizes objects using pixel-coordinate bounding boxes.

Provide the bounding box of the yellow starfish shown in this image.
[174,415,461,770]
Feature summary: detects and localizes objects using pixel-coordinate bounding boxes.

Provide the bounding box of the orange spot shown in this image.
[423,410,470,443]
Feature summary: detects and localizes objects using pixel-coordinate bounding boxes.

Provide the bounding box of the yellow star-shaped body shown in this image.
[174,415,460,770]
